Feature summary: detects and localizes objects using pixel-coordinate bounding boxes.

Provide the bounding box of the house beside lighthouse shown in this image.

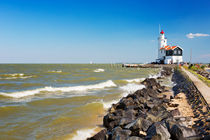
[156,30,183,64]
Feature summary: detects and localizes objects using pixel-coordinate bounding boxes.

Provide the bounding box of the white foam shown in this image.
[148,72,161,79]
[0,80,117,98]
[94,69,105,72]
[71,127,97,140]
[125,78,145,83]
[102,99,119,109]
[0,73,33,79]
[120,83,145,94]
[101,83,145,110]
[48,70,62,73]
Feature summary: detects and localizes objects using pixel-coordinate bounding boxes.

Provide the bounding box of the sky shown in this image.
[0,0,210,63]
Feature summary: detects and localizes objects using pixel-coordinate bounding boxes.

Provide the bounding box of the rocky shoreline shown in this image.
[87,66,210,140]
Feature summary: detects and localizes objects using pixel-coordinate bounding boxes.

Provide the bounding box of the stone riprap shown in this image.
[88,67,209,140]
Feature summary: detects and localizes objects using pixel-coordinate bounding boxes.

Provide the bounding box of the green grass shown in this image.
[183,66,210,87]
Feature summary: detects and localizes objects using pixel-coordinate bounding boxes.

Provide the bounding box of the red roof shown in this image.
[160,30,164,34]
[171,46,177,50]
[160,45,177,50]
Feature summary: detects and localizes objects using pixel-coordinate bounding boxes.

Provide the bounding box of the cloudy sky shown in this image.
[0,0,210,63]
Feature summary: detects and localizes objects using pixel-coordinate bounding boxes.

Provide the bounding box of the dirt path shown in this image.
[181,67,210,105]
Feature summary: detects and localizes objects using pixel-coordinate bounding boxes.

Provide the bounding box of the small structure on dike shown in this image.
[156,30,183,64]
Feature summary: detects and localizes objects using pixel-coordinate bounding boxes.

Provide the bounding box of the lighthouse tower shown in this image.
[158,30,167,59]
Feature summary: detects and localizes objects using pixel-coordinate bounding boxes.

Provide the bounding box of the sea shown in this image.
[0,64,170,140]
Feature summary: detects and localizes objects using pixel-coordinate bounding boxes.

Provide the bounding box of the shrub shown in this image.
[188,64,193,69]
[201,65,205,70]
[190,65,198,71]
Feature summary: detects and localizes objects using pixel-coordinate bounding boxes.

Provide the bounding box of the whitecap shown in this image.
[0,73,33,80]
[101,83,145,110]
[94,69,105,72]
[71,127,97,140]
[101,99,119,110]
[48,70,62,73]
[120,83,145,94]
[0,80,117,98]
[148,72,162,79]
[124,78,145,83]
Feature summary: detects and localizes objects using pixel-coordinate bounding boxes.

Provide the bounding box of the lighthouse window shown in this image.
[174,50,177,54]
[178,50,181,54]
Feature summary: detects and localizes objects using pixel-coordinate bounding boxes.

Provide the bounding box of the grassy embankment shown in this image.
[183,65,210,87]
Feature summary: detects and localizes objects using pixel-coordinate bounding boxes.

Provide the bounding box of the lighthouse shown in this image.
[158,30,167,59]
[156,29,183,64]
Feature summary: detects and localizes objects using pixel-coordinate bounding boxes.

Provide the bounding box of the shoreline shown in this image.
[88,66,210,140]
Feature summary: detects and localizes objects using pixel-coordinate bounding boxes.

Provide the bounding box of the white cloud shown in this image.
[186,33,210,39]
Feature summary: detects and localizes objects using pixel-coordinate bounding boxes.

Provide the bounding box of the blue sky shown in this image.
[0,0,210,63]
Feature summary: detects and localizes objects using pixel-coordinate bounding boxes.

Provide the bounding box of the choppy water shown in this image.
[0,64,162,140]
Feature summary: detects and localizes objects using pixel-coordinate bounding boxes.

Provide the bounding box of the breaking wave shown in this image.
[101,99,119,109]
[0,80,116,98]
[71,127,97,140]
[148,72,161,79]
[124,78,145,83]
[0,73,34,80]
[94,69,105,72]
[101,83,145,110]
[120,83,145,94]
[48,70,62,73]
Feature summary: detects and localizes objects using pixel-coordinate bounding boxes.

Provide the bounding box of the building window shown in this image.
[174,50,177,55]
[178,50,181,55]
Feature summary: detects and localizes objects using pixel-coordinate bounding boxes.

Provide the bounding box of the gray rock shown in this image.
[112,127,131,140]
[146,122,171,140]
[126,136,144,140]
[125,117,153,132]
[119,118,133,126]
[170,109,181,117]
[87,129,108,140]
[170,124,196,140]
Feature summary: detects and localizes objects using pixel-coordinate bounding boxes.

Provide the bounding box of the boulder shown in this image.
[103,114,121,130]
[116,97,136,110]
[112,126,131,140]
[146,122,171,140]
[126,136,144,140]
[141,78,161,91]
[125,117,153,132]
[169,124,197,140]
[87,129,108,140]
[170,109,181,117]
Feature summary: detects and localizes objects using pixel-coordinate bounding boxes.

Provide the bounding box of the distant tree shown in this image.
[201,65,205,70]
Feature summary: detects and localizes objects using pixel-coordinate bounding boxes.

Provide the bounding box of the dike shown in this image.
[87,66,210,140]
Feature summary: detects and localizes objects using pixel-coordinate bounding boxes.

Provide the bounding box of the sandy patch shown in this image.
[168,93,194,117]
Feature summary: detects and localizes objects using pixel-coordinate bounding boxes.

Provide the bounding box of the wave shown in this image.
[94,69,105,72]
[148,72,161,79]
[101,99,119,109]
[0,73,33,80]
[71,127,98,140]
[120,83,145,94]
[48,70,62,73]
[124,78,145,83]
[0,80,117,98]
[101,83,145,110]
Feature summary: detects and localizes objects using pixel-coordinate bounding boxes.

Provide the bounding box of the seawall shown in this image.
[87,66,210,140]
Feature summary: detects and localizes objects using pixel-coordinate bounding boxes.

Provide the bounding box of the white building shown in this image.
[156,30,183,64]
